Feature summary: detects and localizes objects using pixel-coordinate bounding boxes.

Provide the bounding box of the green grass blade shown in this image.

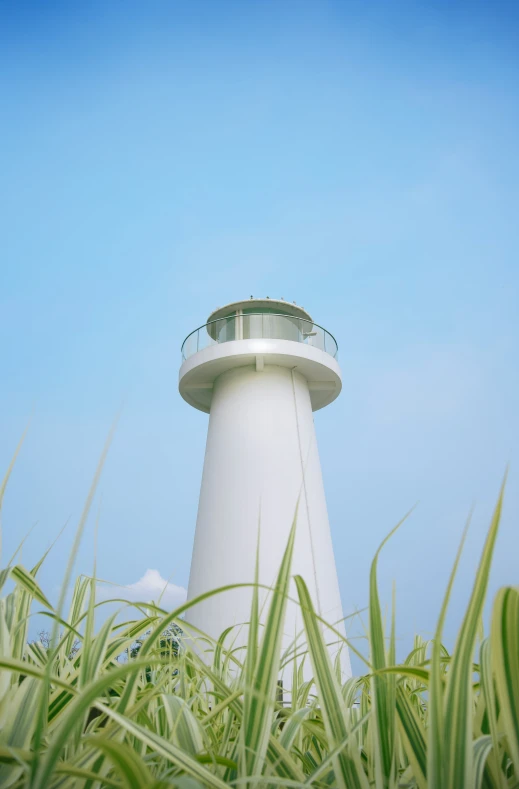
[9,565,54,610]
[491,585,519,772]
[31,657,164,788]
[369,513,412,788]
[480,637,507,789]
[0,656,77,693]
[472,735,495,789]
[278,707,310,752]
[0,422,29,518]
[0,677,39,788]
[95,702,229,789]
[395,684,427,789]
[239,516,296,783]
[86,736,155,789]
[55,764,121,788]
[304,711,370,787]
[160,694,205,755]
[295,574,369,789]
[427,512,471,789]
[443,481,505,789]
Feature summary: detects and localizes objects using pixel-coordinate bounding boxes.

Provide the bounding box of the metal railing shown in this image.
[181,313,338,361]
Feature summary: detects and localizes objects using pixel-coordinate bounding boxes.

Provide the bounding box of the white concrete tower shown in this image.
[179,298,351,681]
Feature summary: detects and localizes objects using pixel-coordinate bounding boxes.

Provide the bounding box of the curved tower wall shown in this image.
[185,362,351,681]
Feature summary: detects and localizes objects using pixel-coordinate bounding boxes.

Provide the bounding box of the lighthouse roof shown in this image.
[207,298,312,324]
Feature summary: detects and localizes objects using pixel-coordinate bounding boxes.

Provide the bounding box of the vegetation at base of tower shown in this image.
[0,440,517,789]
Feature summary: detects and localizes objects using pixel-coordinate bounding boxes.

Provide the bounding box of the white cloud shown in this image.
[97,569,187,610]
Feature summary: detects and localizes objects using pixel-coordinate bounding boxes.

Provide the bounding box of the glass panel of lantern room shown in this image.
[242,307,303,342]
[214,314,236,344]
[242,311,263,339]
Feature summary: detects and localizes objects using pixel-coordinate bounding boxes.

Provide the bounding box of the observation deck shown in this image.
[179,298,342,413]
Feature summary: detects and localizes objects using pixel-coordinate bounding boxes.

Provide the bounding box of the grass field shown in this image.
[0,439,516,788]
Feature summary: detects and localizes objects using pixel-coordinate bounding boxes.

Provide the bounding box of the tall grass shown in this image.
[0,447,516,788]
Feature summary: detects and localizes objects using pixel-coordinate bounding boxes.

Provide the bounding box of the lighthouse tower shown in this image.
[179,298,351,680]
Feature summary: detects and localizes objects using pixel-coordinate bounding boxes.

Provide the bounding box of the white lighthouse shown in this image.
[179,299,351,681]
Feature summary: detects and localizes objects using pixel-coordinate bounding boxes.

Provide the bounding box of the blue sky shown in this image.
[1,0,518,667]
